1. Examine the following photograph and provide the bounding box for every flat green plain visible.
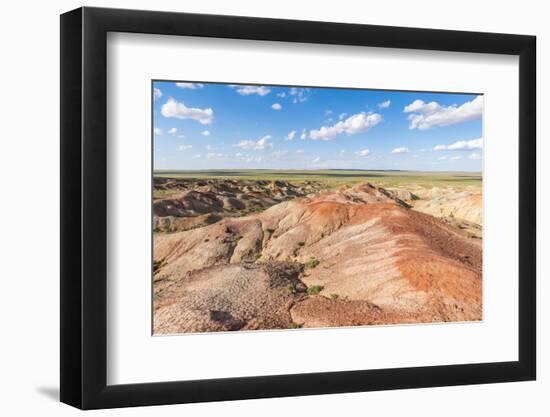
[154,169,482,188]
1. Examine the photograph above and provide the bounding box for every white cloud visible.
[285,130,296,141]
[447,138,483,150]
[235,135,273,150]
[153,128,163,136]
[437,156,448,161]
[378,100,391,109]
[230,85,270,96]
[168,127,177,134]
[177,134,185,139]
[300,129,307,140]
[296,149,304,154]
[277,92,286,98]
[434,138,482,151]
[175,82,204,89]
[309,112,382,140]
[289,87,310,103]
[161,98,214,125]
[177,144,192,151]
[312,156,321,163]
[404,95,483,130]
[153,88,162,100]
[271,103,282,110]
[325,109,333,116]
[339,113,348,120]
[468,153,482,160]
[356,149,371,157]
[391,147,409,154]
[450,155,461,160]
[201,130,211,136]
[207,152,225,159]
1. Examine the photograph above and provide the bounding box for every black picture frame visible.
[60,6,536,410]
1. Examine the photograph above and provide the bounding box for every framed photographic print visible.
[60,7,536,409]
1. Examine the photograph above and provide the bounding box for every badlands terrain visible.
[153,170,482,334]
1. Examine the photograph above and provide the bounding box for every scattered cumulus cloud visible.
[339,113,348,120]
[450,155,461,160]
[230,85,271,96]
[438,156,448,161]
[378,100,391,109]
[271,103,282,110]
[177,144,192,151]
[356,149,371,157]
[168,127,177,134]
[161,98,214,125]
[289,87,310,103]
[201,130,211,136]
[309,112,382,140]
[468,153,482,160]
[153,88,162,100]
[404,95,483,130]
[153,128,163,136]
[277,92,286,98]
[391,147,409,154]
[235,135,273,150]
[207,152,225,159]
[300,129,307,140]
[175,82,204,89]
[285,130,296,141]
[433,138,482,151]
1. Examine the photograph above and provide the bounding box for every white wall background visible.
[0,0,545,415]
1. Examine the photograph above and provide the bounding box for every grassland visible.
[153,169,481,189]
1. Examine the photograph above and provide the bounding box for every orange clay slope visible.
[153,183,482,334]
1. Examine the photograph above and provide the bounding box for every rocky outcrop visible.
[153,183,482,333]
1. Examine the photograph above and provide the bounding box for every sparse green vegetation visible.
[330,293,339,300]
[154,169,482,189]
[287,282,297,294]
[288,322,302,329]
[304,257,320,269]
[307,285,324,296]
[254,252,262,261]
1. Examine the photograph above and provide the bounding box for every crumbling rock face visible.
[153,178,323,232]
[154,262,306,334]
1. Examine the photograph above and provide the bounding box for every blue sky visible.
[153,81,483,172]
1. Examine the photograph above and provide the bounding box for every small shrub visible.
[297,241,305,247]
[307,285,324,296]
[288,322,302,329]
[304,257,320,269]
[254,252,262,261]
[330,293,339,300]
[287,282,297,294]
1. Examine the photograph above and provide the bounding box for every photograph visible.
[152,81,483,335]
